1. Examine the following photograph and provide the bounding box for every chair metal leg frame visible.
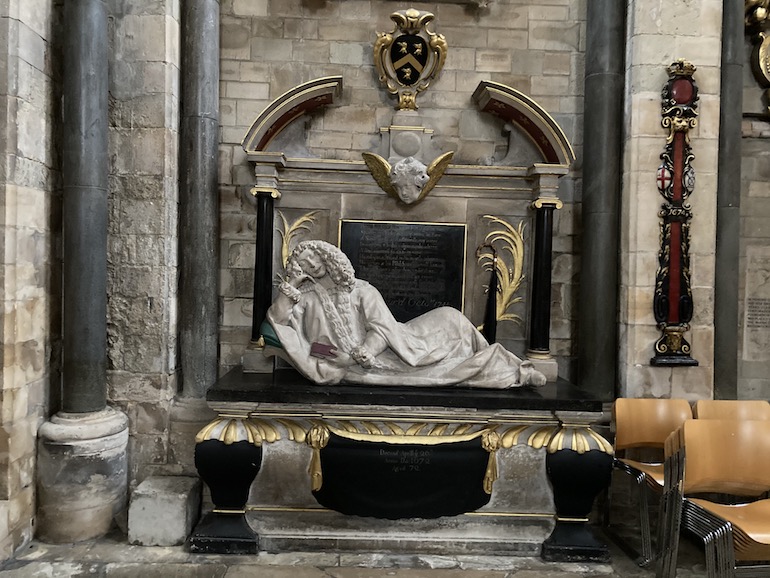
[682,500,733,578]
[689,502,770,578]
[735,566,770,578]
[656,487,683,578]
[656,448,685,578]
[679,498,770,578]
[609,460,656,566]
[702,506,735,578]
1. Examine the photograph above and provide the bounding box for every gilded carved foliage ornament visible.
[194,414,611,500]
[476,216,526,327]
[374,9,448,110]
[746,1,770,110]
[276,210,318,268]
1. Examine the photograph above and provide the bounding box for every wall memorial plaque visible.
[743,246,770,362]
[339,219,467,322]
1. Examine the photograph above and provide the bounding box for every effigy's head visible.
[286,240,355,291]
[390,156,429,204]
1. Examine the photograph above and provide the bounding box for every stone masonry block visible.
[232,0,268,17]
[282,18,317,40]
[475,49,512,73]
[128,476,201,546]
[330,42,365,66]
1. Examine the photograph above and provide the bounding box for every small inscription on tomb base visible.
[380,447,433,473]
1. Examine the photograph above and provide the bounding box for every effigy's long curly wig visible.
[286,240,356,292]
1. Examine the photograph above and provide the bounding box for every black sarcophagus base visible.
[194,369,613,559]
[312,433,490,519]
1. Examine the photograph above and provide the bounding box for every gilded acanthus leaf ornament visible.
[373,9,448,110]
[362,151,454,204]
[745,1,770,110]
[276,210,318,268]
[746,0,770,29]
[476,216,526,326]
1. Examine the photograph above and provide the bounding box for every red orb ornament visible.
[671,78,694,104]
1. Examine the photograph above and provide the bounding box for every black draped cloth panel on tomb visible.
[312,433,490,519]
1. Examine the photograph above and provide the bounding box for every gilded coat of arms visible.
[374,9,448,110]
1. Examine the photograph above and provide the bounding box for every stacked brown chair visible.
[656,419,770,578]
[693,399,770,421]
[609,398,693,566]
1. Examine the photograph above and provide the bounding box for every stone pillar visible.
[37,409,129,542]
[620,1,721,399]
[179,0,220,397]
[36,0,128,543]
[578,0,625,400]
[61,0,108,413]
[713,0,743,399]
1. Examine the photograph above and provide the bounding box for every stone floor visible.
[0,528,708,577]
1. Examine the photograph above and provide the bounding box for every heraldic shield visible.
[391,34,429,86]
[374,8,448,110]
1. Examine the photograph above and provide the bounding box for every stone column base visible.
[241,344,273,373]
[36,406,129,543]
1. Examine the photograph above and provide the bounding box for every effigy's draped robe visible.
[267,279,528,389]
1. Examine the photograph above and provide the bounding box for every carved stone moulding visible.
[473,81,575,167]
[430,0,493,6]
[241,76,343,153]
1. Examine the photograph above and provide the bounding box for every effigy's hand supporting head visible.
[288,272,314,287]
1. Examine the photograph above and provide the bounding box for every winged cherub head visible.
[389,157,430,204]
[362,150,454,205]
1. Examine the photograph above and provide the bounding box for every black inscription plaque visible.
[339,220,467,322]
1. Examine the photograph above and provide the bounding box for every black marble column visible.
[251,189,278,342]
[578,0,626,400]
[714,0,743,399]
[179,0,220,398]
[529,202,557,355]
[61,0,109,413]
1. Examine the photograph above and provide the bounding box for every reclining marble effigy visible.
[265,240,548,389]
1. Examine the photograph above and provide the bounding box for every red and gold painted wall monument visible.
[652,60,699,366]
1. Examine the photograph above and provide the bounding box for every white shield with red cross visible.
[656,164,672,194]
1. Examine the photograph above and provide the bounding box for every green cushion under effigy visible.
[260,320,282,349]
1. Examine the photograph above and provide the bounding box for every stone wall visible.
[0,0,61,558]
[218,0,586,380]
[0,0,759,565]
[739,31,770,399]
[619,0,722,399]
[105,0,186,487]
[739,174,770,401]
